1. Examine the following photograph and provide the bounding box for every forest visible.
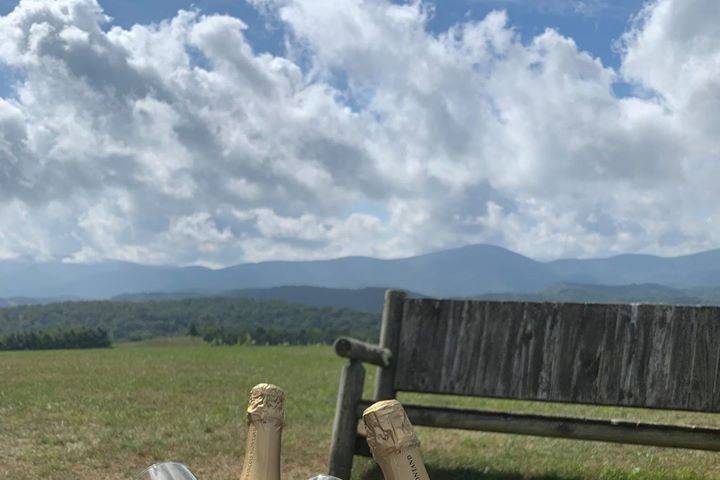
[0,297,380,345]
[0,327,111,350]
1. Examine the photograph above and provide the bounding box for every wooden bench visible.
[327,290,720,479]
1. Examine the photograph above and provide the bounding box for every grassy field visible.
[2,341,720,480]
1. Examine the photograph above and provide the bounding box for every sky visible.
[0,0,718,267]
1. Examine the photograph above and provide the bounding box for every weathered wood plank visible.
[328,360,365,480]
[374,290,406,401]
[394,299,720,412]
[356,400,720,451]
[334,337,392,367]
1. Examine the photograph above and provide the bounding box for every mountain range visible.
[4,244,720,299]
[113,286,396,312]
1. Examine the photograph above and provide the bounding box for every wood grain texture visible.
[374,290,407,401]
[394,299,720,412]
[328,359,365,479]
[334,337,392,367]
[356,400,720,452]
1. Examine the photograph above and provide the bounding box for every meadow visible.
[2,340,720,480]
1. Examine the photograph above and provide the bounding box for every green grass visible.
[1,340,720,479]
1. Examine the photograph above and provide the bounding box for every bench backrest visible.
[392,297,720,412]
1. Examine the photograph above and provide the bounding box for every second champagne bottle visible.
[363,400,431,480]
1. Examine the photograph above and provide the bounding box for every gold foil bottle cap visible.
[362,399,420,459]
[247,383,285,425]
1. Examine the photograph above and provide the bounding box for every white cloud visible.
[0,0,718,265]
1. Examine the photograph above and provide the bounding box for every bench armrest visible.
[334,336,392,367]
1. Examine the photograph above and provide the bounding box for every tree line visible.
[191,323,354,346]
[0,327,111,351]
[0,297,380,345]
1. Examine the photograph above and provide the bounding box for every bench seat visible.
[327,290,720,479]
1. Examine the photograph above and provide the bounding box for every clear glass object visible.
[137,462,199,480]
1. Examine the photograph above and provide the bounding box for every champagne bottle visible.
[362,400,430,480]
[240,383,285,480]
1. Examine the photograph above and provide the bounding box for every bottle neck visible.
[374,445,430,480]
[240,419,282,480]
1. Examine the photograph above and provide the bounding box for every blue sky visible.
[95,0,645,69]
[0,0,646,97]
[155,1,640,68]
[428,1,646,68]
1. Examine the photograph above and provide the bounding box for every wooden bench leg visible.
[373,290,405,401]
[329,359,365,479]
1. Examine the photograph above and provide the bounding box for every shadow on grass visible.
[359,464,583,480]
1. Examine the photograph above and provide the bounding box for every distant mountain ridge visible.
[0,296,76,308]
[111,283,720,313]
[3,244,720,299]
[113,286,401,312]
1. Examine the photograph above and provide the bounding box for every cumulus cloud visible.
[0,0,717,265]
